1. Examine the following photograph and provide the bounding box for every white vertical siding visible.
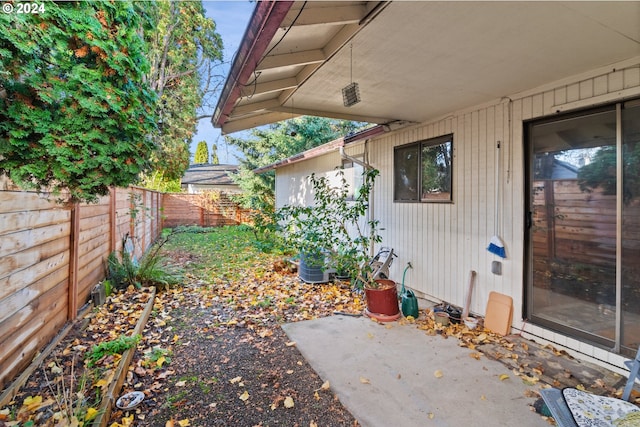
[275,58,640,369]
[369,59,640,368]
[275,151,343,209]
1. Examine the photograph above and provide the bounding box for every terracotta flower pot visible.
[364,279,400,321]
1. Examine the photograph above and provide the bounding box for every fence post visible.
[141,189,147,252]
[110,187,117,253]
[68,203,80,320]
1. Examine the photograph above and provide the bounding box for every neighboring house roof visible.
[181,164,239,186]
[213,1,639,135]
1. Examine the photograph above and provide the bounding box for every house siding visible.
[275,57,640,370]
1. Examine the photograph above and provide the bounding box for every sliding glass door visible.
[526,100,640,355]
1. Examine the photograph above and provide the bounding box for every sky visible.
[190,1,256,165]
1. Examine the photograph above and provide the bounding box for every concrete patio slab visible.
[283,315,547,427]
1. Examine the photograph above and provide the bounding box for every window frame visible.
[393,134,454,203]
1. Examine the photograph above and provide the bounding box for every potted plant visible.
[277,168,400,320]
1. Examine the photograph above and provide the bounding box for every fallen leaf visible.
[310,421,318,427]
[469,352,482,360]
[239,390,249,401]
[428,412,435,419]
[285,341,296,347]
[166,420,175,427]
[360,377,371,384]
[48,362,63,375]
[284,396,294,408]
[178,419,190,427]
[314,391,320,400]
[499,374,509,381]
[175,380,186,387]
[86,407,98,420]
[320,380,330,391]
[156,356,166,367]
[23,395,43,411]
[230,376,242,384]
[576,384,586,391]
[434,370,443,379]
[259,330,273,338]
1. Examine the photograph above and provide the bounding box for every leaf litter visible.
[1,226,630,426]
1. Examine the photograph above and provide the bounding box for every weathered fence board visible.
[0,236,69,282]
[0,252,70,302]
[0,222,70,259]
[0,186,162,391]
[0,281,67,391]
[0,191,60,213]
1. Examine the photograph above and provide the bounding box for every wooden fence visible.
[162,191,253,228]
[0,186,162,390]
[532,179,640,297]
[0,185,252,390]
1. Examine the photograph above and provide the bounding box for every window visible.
[394,134,453,202]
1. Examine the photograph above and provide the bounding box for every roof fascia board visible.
[213,1,294,129]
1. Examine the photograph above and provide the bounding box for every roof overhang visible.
[214,1,640,135]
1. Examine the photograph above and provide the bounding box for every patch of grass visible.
[160,226,288,282]
[167,390,188,405]
[256,297,272,308]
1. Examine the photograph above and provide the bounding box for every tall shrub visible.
[0,1,158,203]
[194,141,209,164]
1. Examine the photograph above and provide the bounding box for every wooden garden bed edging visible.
[94,286,157,427]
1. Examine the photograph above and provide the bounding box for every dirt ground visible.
[0,266,361,427]
[120,281,359,427]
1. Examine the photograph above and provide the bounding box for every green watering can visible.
[400,262,419,318]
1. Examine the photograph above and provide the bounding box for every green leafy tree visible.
[0,1,158,203]
[144,0,223,180]
[141,170,182,193]
[578,144,640,203]
[194,140,209,164]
